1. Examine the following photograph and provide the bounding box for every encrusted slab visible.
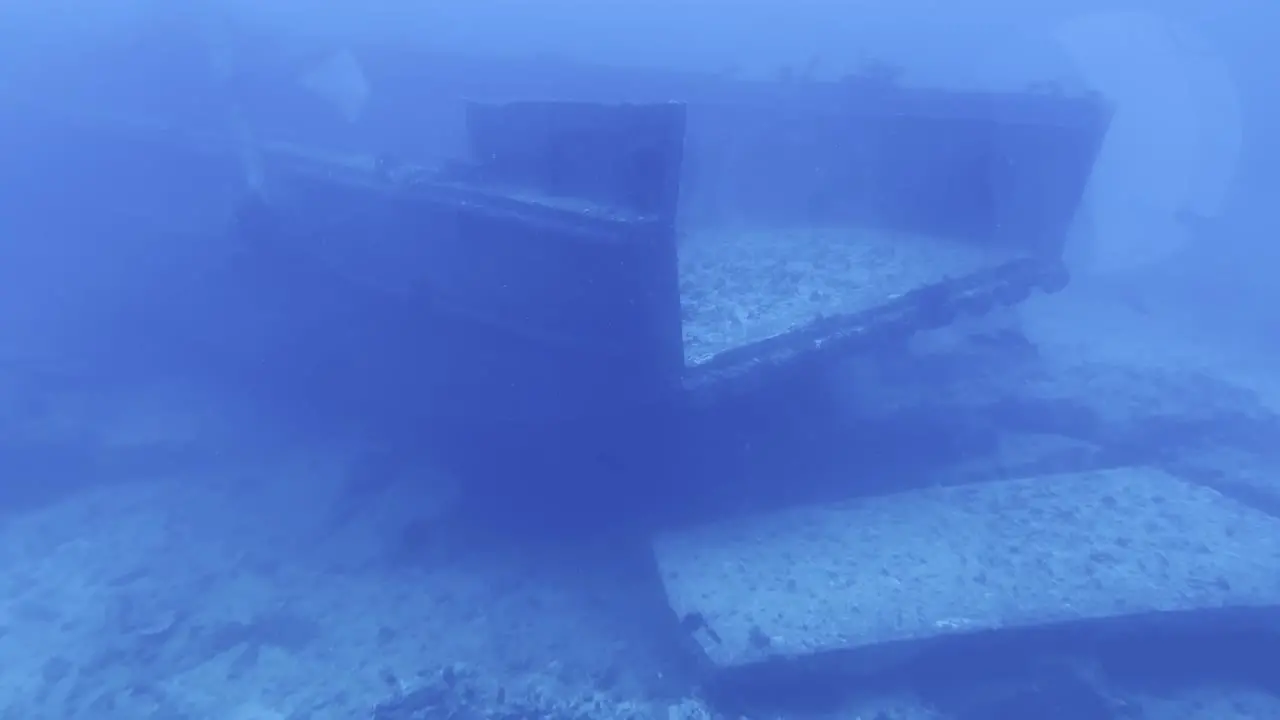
[678,227,1006,365]
[652,467,1280,670]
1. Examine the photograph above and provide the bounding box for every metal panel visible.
[682,86,1112,256]
[464,100,686,222]
[257,163,685,423]
[653,467,1280,671]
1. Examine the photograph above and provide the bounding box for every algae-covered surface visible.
[678,226,1007,365]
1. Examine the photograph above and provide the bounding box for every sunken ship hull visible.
[0,56,1110,518]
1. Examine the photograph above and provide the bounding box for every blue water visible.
[2,3,1280,719]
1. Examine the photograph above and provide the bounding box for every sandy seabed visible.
[1,286,1279,720]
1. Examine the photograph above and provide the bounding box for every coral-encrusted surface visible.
[653,466,1280,668]
[678,226,1008,365]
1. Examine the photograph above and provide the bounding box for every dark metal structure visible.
[0,62,1112,521]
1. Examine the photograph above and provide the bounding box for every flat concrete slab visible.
[652,467,1280,670]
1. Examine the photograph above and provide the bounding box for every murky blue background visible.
[1,1,1278,718]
